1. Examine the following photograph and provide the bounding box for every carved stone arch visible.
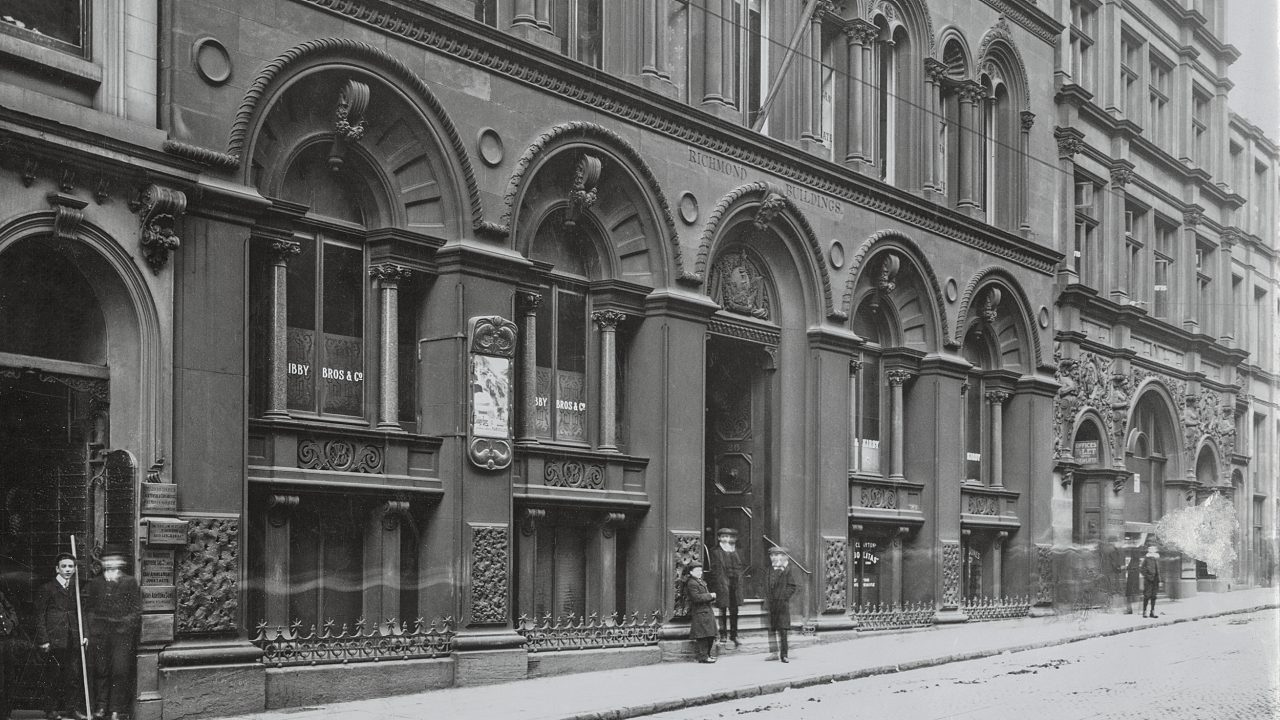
[1070,409,1113,467]
[227,38,488,236]
[863,0,935,54]
[1192,437,1225,486]
[1127,378,1187,473]
[502,121,689,288]
[954,266,1041,371]
[0,214,168,475]
[935,26,973,78]
[977,18,1031,108]
[695,182,840,321]
[842,230,950,350]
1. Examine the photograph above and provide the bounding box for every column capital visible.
[1054,126,1085,159]
[985,389,1012,405]
[1020,110,1036,132]
[886,369,914,386]
[849,358,864,375]
[268,238,302,263]
[1109,160,1135,187]
[957,81,987,104]
[1183,206,1204,227]
[591,309,627,330]
[369,263,413,284]
[517,290,544,313]
[844,19,879,46]
[924,58,949,83]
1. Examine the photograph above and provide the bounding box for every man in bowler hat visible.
[707,528,746,647]
[86,547,140,720]
[683,560,718,663]
[35,553,88,720]
[764,546,797,663]
[1140,545,1161,618]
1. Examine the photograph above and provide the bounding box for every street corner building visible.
[0,0,1275,718]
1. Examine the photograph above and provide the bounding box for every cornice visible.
[976,0,1063,47]
[282,0,1060,276]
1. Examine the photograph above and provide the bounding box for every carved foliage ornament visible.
[136,184,187,272]
[544,458,604,489]
[298,438,385,474]
[824,537,848,612]
[859,486,898,509]
[708,249,771,320]
[672,532,702,618]
[565,154,603,229]
[752,192,786,232]
[469,525,509,625]
[471,316,518,358]
[329,79,370,172]
[941,542,962,608]
[867,253,901,311]
[177,518,240,634]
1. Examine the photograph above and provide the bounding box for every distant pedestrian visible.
[1123,549,1141,614]
[683,561,718,663]
[764,546,797,663]
[708,528,746,647]
[86,547,140,720]
[1140,546,1160,619]
[35,552,89,720]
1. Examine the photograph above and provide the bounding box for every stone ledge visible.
[265,657,454,709]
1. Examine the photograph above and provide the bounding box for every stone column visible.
[592,310,626,452]
[517,509,544,618]
[264,494,299,627]
[518,292,543,442]
[1182,208,1203,332]
[800,12,824,144]
[986,390,1011,488]
[264,238,300,419]
[364,501,408,623]
[640,0,669,82]
[1218,231,1236,344]
[1018,111,1035,230]
[512,0,536,30]
[992,531,1008,598]
[1054,127,1085,282]
[843,22,876,165]
[1107,164,1132,303]
[535,0,551,32]
[923,60,947,195]
[861,28,879,170]
[588,513,625,614]
[957,82,985,212]
[887,369,913,481]
[889,528,908,606]
[700,0,735,112]
[371,264,412,430]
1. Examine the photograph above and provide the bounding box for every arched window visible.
[978,49,1026,230]
[1126,391,1174,524]
[875,22,913,183]
[938,39,968,207]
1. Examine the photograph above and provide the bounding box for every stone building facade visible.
[0,0,1272,718]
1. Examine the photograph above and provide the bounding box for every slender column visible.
[992,531,1008,598]
[887,369,913,481]
[861,34,877,168]
[592,310,626,452]
[512,0,537,30]
[264,494,299,627]
[640,0,669,81]
[371,264,412,430]
[958,82,985,211]
[1054,127,1085,281]
[890,528,907,606]
[1107,165,1132,303]
[589,513,625,614]
[517,509,544,617]
[923,60,947,194]
[1217,231,1236,344]
[518,292,543,442]
[535,0,552,32]
[718,0,736,108]
[843,22,876,164]
[264,239,300,419]
[1019,111,1035,229]
[800,12,824,143]
[1182,208,1203,332]
[364,500,408,622]
[700,0,729,109]
[986,390,1011,488]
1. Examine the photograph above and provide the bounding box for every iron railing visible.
[516,611,663,652]
[251,617,455,667]
[961,595,1032,621]
[851,601,935,631]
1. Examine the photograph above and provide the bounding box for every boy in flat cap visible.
[86,547,140,720]
[764,546,797,663]
[1140,545,1161,619]
[683,560,718,663]
[707,528,745,647]
[35,552,88,720]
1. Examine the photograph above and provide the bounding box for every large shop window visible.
[287,236,365,418]
[0,1,88,56]
[962,330,994,485]
[851,300,888,475]
[535,286,588,443]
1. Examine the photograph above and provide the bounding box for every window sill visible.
[0,32,100,87]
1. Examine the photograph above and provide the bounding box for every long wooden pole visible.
[69,535,92,716]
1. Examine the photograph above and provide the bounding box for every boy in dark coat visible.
[707,528,746,647]
[683,561,718,663]
[765,546,797,663]
[35,553,88,720]
[86,548,140,720]
[1140,546,1161,618]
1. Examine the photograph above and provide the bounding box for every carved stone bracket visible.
[520,508,545,537]
[266,494,299,528]
[565,154,602,229]
[752,192,786,232]
[379,500,412,531]
[1020,110,1036,132]
[1109,161,1135,187]
[47,192,87,241]
[672,531,702,618]
[135,184,187,272]
[867,253,900,311]
[1112,472,1129,495]
[599,511,626,539]
[329,79,370,171]
[1057,460,1080,489]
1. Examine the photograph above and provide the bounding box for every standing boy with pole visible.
[34,544,89,720]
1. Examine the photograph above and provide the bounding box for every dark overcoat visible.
[87,575,142,636]
[34,579,82,649]
[684,575,718,639]
[707,546,745,609]
[764,565,797,630]
[1140,556,1160,599]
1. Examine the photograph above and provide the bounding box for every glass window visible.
[851,301,887,475]
[1069,0,1097,89]
[737,0,767,128]
[552,0,602,69]
[287,236,365,417]
[1148,55,1172,147]
[1121,31,1144,120]
[0,1,87,56]
[1152,221,1176,319]
[534,286,588,443]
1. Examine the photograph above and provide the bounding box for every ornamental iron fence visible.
[516,611,663,652]
[961,595,1032,621]
[251,616,455,666]
[851,601,935,631]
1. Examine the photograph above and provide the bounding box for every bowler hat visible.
[767,546,789,555]
[686,559,704,569]
[716,528,738,537]
[100,545,130,560]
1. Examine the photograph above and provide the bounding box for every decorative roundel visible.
[678,192,699,224]
[1038,306,1051,329]
[477,128,504,167]
[193,37,232,86]
[945,278,959,303]
[828,240,845,269]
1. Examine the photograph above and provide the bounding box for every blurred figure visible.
[1140,546,1161,619]
[86,547,139,720]
[764,546,797,663]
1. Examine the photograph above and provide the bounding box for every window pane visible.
[858,355,881,474]
[555,290,587,441]
[321,244,364,416]
[966,377,983,481]
[577,0,602,68]
[286,240,317,412]
[534,297,553,437]
[0,1,85,51]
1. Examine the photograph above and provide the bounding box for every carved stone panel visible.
[823,537,848,612]
[941,541,961,609]
[469,524,509,625]
[297,437,385,473]
[672,532,702,618]
[708,248,771,320]
[543,458,604,489]
[176,517,239,635]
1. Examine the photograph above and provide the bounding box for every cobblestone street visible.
[647,609,1280,720]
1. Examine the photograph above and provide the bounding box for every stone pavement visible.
[217,586,1279,720]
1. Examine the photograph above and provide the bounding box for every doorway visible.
[704,335,774,596]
